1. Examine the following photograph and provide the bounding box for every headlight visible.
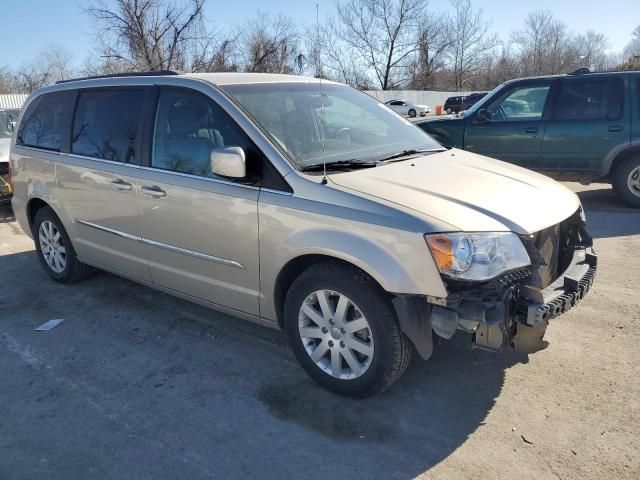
[425,232,530,281]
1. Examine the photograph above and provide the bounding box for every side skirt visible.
[78,256,280,331]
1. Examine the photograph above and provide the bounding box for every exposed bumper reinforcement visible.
[516,247,597,326]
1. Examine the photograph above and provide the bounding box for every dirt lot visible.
[1,183,639,480]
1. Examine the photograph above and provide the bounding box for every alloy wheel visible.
[298,289,374,380]
[38,220,66,273]
[628,166,640,198]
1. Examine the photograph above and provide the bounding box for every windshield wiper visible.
[300,160,379,172]
[377,149,442,163]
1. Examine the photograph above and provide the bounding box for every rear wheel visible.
[33,207,93,283]
[612,156,640,208]
[408,108,417,118]
[283,262,412,397]
[445,108,452,114]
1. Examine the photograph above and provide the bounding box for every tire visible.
[33,207,94,283]
[445,108,452,114]
[612,156,640,208]
[408,109,417,118]
[283,261,412,397]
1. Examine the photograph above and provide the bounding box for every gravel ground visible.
[0,182,638,480]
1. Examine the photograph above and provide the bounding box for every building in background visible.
[0,94,28,114]
[621,55,640,71]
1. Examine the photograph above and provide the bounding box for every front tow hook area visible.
[514,321,549,354]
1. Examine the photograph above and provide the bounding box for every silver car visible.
[9,72,596,397]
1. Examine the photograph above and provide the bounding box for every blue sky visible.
[1,0,638,69]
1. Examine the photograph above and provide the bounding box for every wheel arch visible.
[273,254,387,330]
[605,143,640,177]
[26,196,52,233]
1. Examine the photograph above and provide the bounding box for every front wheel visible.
[445,108,452,114]
[408,109,417,118]
[612,156,640,208]
[284,262,412,397]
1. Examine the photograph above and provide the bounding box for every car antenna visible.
[316,3,328,185]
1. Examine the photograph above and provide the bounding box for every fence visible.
[364,90,474,107]
[0,94,28,110]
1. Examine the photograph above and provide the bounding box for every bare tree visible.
[409,12,453,89]
[511,11,580,76]
[12,45,75,92]
[241,14,300,73]
[85,0,216,71]
[623,24,640,60]
[575,30,610,71]
[448,0,497,91]
[333,0,425,90]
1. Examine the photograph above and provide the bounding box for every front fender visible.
[282,228,428,296]
[258,196,448,322]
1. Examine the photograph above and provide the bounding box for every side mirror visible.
[475,109,489,123]
[211,146,246,178]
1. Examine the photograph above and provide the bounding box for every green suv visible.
[418,71,640,207]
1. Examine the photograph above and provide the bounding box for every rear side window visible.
[555,77,624,121]
[17,91,75,151]
[72,89,144,162]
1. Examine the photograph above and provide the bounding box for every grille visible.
[532,223,561,288]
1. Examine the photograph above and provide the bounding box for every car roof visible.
[55,71,337,87]
[503,70,637,85]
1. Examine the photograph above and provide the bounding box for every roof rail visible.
[569,68,590,75]
[56,70,183,84]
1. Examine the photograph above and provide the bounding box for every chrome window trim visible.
[15,146,295,195]
[73,218,245,270]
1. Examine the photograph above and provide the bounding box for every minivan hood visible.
[330,149,579,234]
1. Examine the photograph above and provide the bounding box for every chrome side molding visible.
[73,218,245,270]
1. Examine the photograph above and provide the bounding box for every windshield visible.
[0,111,15,139]
[220,83,443,170]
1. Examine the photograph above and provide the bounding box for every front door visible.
[463,81,554,169]
[541,75,629,174]
[56,88,151,281]
[136,87,261,315]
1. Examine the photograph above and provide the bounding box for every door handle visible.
[111,179,133,191]
[525,127,539,134]
[141,185,167,198]
[608,125,623,132]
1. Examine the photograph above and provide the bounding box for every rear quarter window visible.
[17,90,75,151]
[555,77,624,121]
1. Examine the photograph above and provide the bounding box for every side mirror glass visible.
[476,109,489,123]
[211,146,246,178]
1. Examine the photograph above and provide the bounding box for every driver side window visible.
[152,88,261,183]
[485,85,551,121]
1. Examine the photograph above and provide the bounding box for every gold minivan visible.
[10,72,597,397]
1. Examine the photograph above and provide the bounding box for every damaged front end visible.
[442,208,596,354]
[396,208,597,359]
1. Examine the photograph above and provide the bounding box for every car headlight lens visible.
[425,232,530,281]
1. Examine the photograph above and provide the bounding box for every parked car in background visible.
[10,72,596,397]
[460,92,488,111]
[384,99,430,117]
[443,95,464,114]
[418,70,640,207]
[0,110,17,203]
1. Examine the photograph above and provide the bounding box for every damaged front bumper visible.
[516,247,597,326]
[427,243,597,355]
[392,210,597,360]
